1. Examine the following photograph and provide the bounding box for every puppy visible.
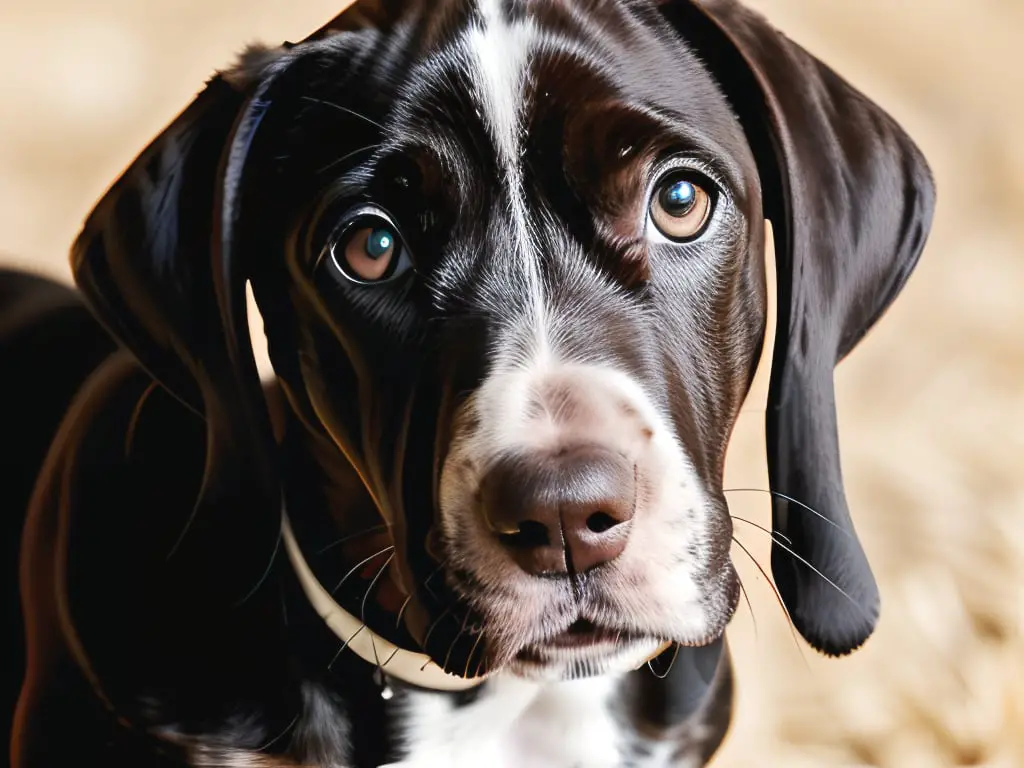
[8,0,934,766]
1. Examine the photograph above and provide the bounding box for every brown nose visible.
[479,447,635,576]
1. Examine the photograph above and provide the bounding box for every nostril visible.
[586,511,620,534]
[498,519,550,549]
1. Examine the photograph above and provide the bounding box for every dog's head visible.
[72,0,933,682]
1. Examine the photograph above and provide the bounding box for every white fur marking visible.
[439,360,717,653]
[387,673,624,768]
[465,0,551,365]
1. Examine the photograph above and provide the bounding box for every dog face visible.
[238,0,766,679]
[72,0,934,682]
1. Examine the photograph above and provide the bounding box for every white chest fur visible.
[383,674,625,768]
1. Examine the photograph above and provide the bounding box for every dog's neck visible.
[265,385,482,690]
[265,383,391,563]
[266,384,400,603]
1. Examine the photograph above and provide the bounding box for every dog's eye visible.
[326,211,413,285]
[343,226,398,281]
[649,174,713,241]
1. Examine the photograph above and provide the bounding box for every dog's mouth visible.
[548,619,623,647]
[517,620,650,659]
[380,557,654,677]
[508,620,672,681]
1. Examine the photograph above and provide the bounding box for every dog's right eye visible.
[325,209,413,285]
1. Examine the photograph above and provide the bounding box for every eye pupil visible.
[365,228,395,258]
[661,180,696,216]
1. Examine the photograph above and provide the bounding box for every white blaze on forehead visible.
[466,0,533,169]
[465,0,551,367]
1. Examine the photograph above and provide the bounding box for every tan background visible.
[2,1,1022,766]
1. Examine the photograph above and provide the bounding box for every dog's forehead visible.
[373,0,748,171]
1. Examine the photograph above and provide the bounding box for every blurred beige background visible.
[2,1,1022,766]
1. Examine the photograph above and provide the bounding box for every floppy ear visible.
[70,51,301,605]
[660,0,935,654]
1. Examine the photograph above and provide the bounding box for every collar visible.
[281,512,484,691]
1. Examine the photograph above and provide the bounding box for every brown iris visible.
[649,176,712,241]
[337,225,398,282]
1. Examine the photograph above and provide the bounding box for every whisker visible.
[234,528,283,607]
[729,498,870,617]
[316,523,390,555]
[255,711,300,753]
[441,622,468,673]
[316,143,381,175]
[473,634,492,679]
[731,536,808,668]
[731,515,792,546]
[723,488,851,539]
[380,645,401,669]
[328,623,367,671]
[418,608,452,671]
[362,553,395,670]
[763,531,872,620]
[647,642,681,680]
[395,594,413,629]
[421,561,447,600]
[737,576,757,639]
[361,553,395,623]
[165,497,204,562]
[299,96,386,130]
[331,546,394,595]
[369,633,380,670]
[463,628,486,679]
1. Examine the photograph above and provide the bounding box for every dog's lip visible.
[521,619,645,654]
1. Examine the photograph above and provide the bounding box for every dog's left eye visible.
[648,173,714,242]
[326,210,413,285]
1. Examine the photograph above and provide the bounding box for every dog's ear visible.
[70,46,304,605]
[659,0,935,654]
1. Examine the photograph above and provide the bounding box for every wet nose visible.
[479,447,635,576]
